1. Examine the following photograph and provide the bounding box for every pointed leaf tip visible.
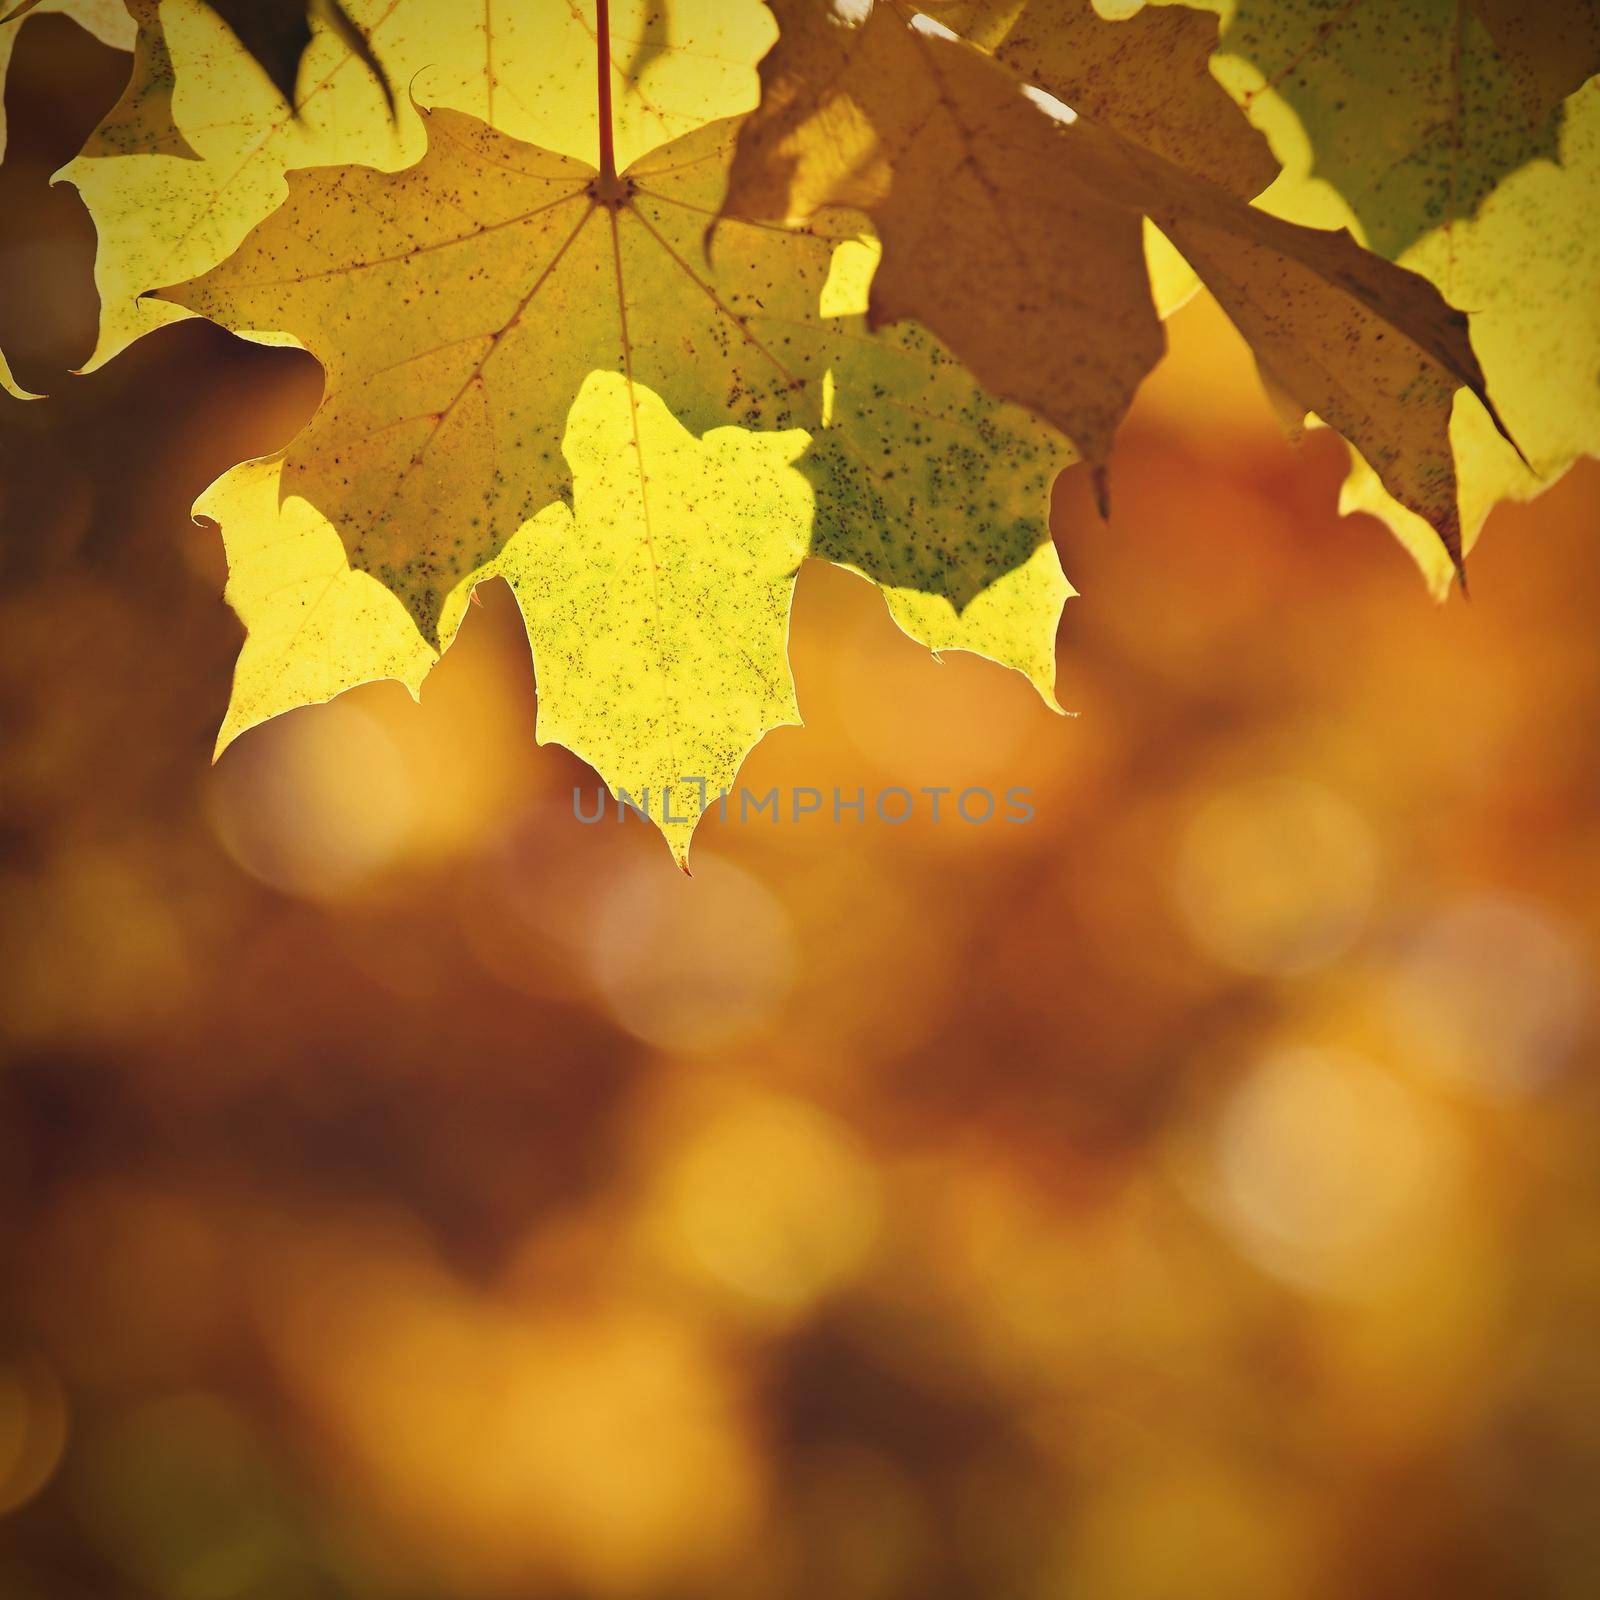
[1091,464,1111,521]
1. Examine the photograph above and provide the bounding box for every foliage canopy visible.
[2,0,1595,859]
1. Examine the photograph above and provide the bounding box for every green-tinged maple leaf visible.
[1175,0,1592,260]
[1342,85,1600,595]
[1141,0,1599,592]
[723,0,1514,576]
[156,107,1069,858]
[57,0,777,372]
[0,0,132,397]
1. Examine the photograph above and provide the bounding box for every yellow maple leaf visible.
[201,374,819,867]
[152,65,1069,859]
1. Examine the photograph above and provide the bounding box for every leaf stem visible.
[596,0,617,185]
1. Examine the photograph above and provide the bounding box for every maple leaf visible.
[1154,0,1600,593]
[197,373,822,865]
[0,0,132,397]
[722,0,1516,577]
[1184,0,1592,259]
[139,16,1069,860]
[155,104,1068,624]
[38,0,1065,861]
[1352,80,1600,590]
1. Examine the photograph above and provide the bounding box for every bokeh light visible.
[206,700,420,901]
[1208,1047,1465,1298]
[1386,894,1592,1096]
[649,1089,882,1319]
[0,1357,68,1517]
[581,852,798,1053]
[1174,778,1380,976]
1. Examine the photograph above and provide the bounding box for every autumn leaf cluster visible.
[2,0,1596,861]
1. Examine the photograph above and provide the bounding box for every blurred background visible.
[3,14,1599,1600]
